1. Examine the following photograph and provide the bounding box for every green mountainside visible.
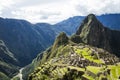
[0,40,19,80]
[28,14,120,80]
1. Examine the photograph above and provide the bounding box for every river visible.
[11,68,24,80]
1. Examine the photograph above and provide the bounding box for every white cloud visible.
[0,0,120,24]
[74,0,120,15]
[0,0,14,9]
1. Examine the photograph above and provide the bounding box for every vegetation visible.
[28,41,120,80]
[0,40,19,79]
[0,72,10,80]
[70,35,82,43]
[75,47,104,64]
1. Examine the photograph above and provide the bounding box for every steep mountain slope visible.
[76,14,120,57]
[22,32,69,80]
[110,30,120,56]
[28,14,120,80]
[0,18,46,66]
[53,16,84,35]
[0,40,19,80]
[34,23,56,46]
[76,14,111,52]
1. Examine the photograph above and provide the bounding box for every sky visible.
[0,0,120,24]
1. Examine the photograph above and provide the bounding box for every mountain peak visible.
[76,14,101,35]
[83,14,97,25]
[52,32,69,48]
[76,14,111,51]
[87,14,98,22]
[76,14,103,35]
[87,14,96,18]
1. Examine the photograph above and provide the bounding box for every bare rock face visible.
[76,14,111,52]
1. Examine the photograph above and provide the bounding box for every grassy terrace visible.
[83,66,106,80]
[53,63,85,72]
[107,64,120,79]
[82,74,94,80]
[74,47,104,64]
[84,65,120,80]
[52,67,68,77]
[30,44,120,80]
[68,66,85,72]
[87,66,103,74]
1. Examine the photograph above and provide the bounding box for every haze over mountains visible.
[0,14,120,80]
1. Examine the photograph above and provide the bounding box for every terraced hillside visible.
[28,31,120,80]
[28,43,120,80]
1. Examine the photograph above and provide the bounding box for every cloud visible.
[11,7,61,23]
[0,0,120,24]
[74,0,120,15]
[15,0,68,7]
[0,0,20,17]
[0,0,14,10]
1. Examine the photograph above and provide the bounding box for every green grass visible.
[29,44,120,80]
[52,67,68,78]
[82,74,94,80]
[107,65,120,79]
[0,72,10,80]
[87,66,103,74]
[68,66,85,72]
[83,65,120,80]
[75,47,104,64]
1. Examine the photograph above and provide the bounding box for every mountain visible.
[28,14,120,80]
[110,30,120,56]
[0,17,84,79]
[76,14,111,52]
[0,18,57,79]
[0,14,120,67]
[22,32,69,80]
[0,40,19,80]
[76,14,120,57]
[0,14,120,79]
[53,16,84,35]
[0,16,84,67]
[0,16,84,79]
[53,14,120,32]
[34,23,56,46]
[0,18,46,66]
[97,14,120,30]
